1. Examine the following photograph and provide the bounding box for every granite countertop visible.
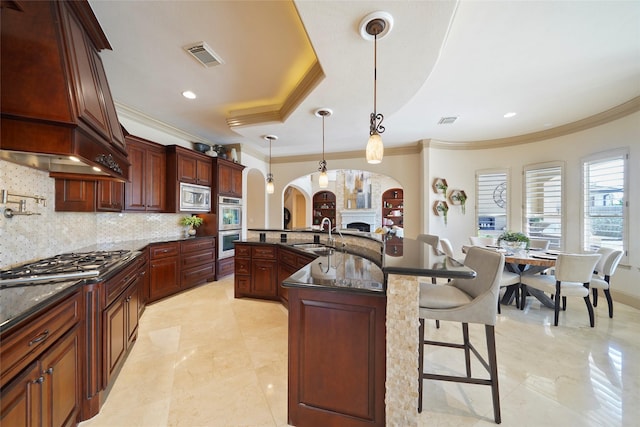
[0,236,214,333]
[282,248,386,295]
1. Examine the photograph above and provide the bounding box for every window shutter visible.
[524,164,563,250]
[476,171,508,235]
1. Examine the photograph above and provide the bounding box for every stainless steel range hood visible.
[0,150,121,178]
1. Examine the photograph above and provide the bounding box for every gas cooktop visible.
[0,250,135,287]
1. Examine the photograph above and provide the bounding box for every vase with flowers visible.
[180,215,204,237]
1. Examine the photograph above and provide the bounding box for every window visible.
[524,163,563,250]
[582,149,627,255]
[476,170,508,237]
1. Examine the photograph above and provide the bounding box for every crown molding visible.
[115,102,213,144]
[429,96,640,150]
[227,61,324,128]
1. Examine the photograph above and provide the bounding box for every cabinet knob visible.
[45,367,54,375]
[33,376,45,384]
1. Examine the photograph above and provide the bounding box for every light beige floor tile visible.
[80,277,640,427]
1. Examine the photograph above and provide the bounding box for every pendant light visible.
[360,12,393,164]
[315,108,332,188]
[264,135,277,194]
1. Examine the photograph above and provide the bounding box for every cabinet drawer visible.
[181,237,215,254]
[0,291,81,389]
[181,249,215,269]
[150,242,179,259]
[236,276,250,293]
[181,263,216,288]
[105,259,139,307]
[252,246,276,260]
[235,245,251,258]
[235,258,250,275]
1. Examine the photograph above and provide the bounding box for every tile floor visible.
[79,276,640,427]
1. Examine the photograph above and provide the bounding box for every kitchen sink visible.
[310,248,335,256]
[292,243,326,249]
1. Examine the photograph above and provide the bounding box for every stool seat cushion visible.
[419,282,473,309]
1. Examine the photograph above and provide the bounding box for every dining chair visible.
[418,246,504,423]
[469,236,496,246]
[438,238,455,258]
[498,269,521,313]
[590,248,623,318]
[520,253,601,327]
[528,238,550,251]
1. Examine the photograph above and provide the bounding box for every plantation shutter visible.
[523,163,563,250]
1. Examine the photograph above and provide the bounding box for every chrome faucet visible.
[320,217,333,245]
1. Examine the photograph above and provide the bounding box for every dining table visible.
[502,251,557,309]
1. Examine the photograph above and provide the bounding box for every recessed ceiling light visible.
[503,112,517,118]
[182,91,197,99]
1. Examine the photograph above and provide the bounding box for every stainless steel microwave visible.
[179,183,211,212]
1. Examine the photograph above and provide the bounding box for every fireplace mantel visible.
[340,209,377,230]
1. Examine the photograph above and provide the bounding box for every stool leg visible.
[486,325,501,424]
[418,318,425,413]
[462,323,471,377]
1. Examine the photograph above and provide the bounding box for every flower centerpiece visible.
[497,231,530,255]
[180,215,204,237]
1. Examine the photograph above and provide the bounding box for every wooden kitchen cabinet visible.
[97,180,124,212]
[214,158,244,198]
[55,178,96,212]
[234,243,279,299]
[148,242,180,302]
[103,281,138,387]
[180,237,216,289]
[166,146,213,212]
[124,136,166,212]
[102,255,142,388]
[167,145,212,186]
[0,291,82,427]
[278,247,316,305]
[288,288,386,427]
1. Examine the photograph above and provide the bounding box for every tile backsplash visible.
[1,160,185,268]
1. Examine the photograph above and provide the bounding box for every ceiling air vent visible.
[184,42,224,68]
[438,116,458,125]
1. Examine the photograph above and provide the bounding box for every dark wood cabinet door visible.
[0,362,41,427]
[230,167,242,195]
[251,260,278,297]
[288,289,387,427]
[55,179,96,212]
[40,326,80,427]
[97,180,124,212]
[146,148,166,212]
[103,297,126,386]
[125,284,139,347]
[197,158,212,186]
[149,257,180,302]
[218,163,233,195]
[124,142,146,211]
[177,155,198,184]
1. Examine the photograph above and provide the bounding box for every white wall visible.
[426,112,639,306]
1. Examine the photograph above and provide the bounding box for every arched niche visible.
[283,170,402,232]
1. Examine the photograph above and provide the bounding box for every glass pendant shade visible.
[318,171,329,188]
[266,180,274,194]
[366,133,384,164]
[264,135,277,195]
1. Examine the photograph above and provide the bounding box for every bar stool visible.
[418,246,504,424]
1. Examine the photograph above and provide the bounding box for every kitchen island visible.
[264,230,475,427]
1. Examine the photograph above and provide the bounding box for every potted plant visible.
[180,215,204,237]
[497,231,530,254]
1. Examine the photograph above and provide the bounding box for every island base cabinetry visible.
[234,244,278,300]
[287,288,386,427]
